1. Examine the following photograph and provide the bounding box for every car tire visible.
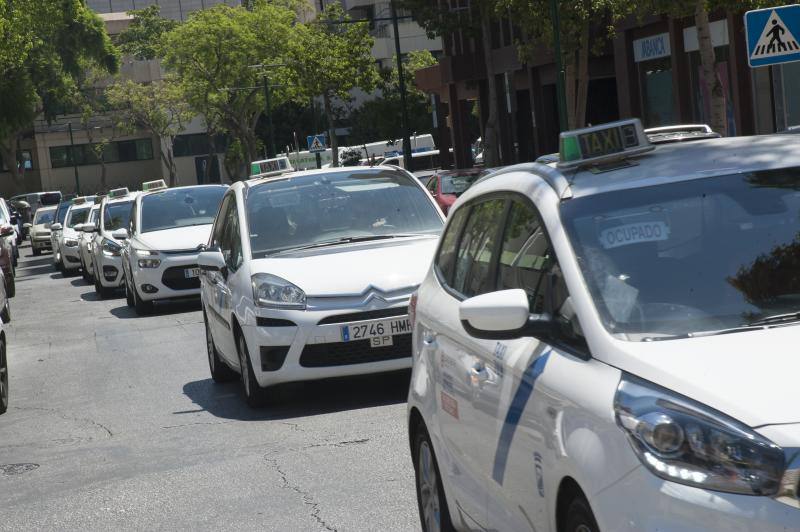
[205,312,237,383]
[0,336,8,415]
[132,282,153,315]
[1,301,10,324]
[413,423,455,532]
[124,274,135,307]
[564,495,600,532]
[32,247,40,257]
[6,273,15,299]
[81,258,90,283]
[237,333,267,408]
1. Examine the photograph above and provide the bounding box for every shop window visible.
[638,57,674,127]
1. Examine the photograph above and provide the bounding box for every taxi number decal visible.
[599,221,669,249]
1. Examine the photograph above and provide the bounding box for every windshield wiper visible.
[744,312,800,327]
[266,234,424,256]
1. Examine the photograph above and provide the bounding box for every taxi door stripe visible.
[491,351,551,485]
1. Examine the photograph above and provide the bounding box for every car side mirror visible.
[198,250,226,272]
[50,223,62,231]
[82,223,97,233]
[0,225,14,237]
[74,223,86,232]
[459,289,553,340]
[111,229,128,240]
[23,223,31,229]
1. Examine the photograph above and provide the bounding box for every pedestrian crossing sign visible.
[307,135,326,153]
[746,5,800,67]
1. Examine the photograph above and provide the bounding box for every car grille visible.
[161,265,200,290]
[299,334,412,368]
[317,306,408,325]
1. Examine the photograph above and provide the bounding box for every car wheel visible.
[32,247,40,256]
[414,424,455,532]
[81,258,90,282]
[237,333,267,407]
[205,312,237,383]
[0,336,8,415]
[132,282,153,315]
[5,273,15,299]
[124,274,135,307]
[564,495,600,532]
[0,301,10,324]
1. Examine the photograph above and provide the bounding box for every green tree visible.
[105,78,192,187]
[400,0,503,166]
[162,2,296,178]
[0,0,118,188]
[286,2,380,167]
[116,5,178,61]
[74,66,119,191]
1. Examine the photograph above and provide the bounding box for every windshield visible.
[66,207,90,228]
[88,208,99,224]
[55,202,70,225]
[562,168,800,340]
[441,173,480,195]
[140,186,225,233]
[34,209,54,225]
[246,169,442,257]
[104,201,133,231]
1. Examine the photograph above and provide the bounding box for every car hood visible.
[33,223,51,234]
[601,325,800,428]
[134,224,212,252]
[249,236,439,298]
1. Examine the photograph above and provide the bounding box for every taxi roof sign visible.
[72,196,88,205]
[250,156,294,179]
[558,119,654,170]
[108,187,130,199]
[142,179,167,192]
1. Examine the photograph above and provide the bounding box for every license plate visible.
[184,267,201,279]
[341,317,412,342]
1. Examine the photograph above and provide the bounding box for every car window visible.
[66,207,90,228]
[104,201,133,232]
[245,168,442,258]
[435,207,469,286]
[140,186,225,233]
[452,198,506,297]
[210,194,231,251]
[442,173,480,196]
[221,200,243,271]
[426,177,437,194]
[88,207,99,224]
[497,201,552,313]
[34,209,54,224]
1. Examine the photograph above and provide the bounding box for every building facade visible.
[85,0,241,20]
[416,4,800,170]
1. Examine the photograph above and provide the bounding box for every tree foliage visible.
[106,78,192,187]
[116,5,178,61]
[0,0,118,187]
[286,2,379,166]
[161,2,296,178]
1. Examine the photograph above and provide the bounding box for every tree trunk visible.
[206,131,217,184]
[575,23,590,128]
[695,1,726,135]
[480,14,500,167]
[324,93,339,168]
[565,54,577,130]
[0,137,22,188]
[100,160,108,192]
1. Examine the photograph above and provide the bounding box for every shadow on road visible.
[17,256,52,268]
[70,278,90,288]
[80,291,102,302]
[17,264,55,278]
[108,299,201,319]
[182,370,411,421]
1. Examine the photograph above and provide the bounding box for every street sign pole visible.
[391,0,413,170]
[67,122,81,195]
[550,0,568,132]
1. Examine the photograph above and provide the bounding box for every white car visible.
[407,120,800,532]
[57,198,95,274]
[27,205,56,256]
[120,184,227,314]
[197,166,444,407]
[90,189,138,298]
[50,198,72,270]
[77,204,100,283]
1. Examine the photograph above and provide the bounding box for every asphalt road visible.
[0,243,420,531]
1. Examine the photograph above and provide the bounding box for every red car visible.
[425,169,486,215]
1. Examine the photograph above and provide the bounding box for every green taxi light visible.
[558,118,654,170]
[142,179,167,192]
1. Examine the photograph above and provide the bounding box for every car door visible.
[485,196,591,531]
[425,196,509,528]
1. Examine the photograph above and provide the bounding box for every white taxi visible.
[28,205,56,255]
[76,204,100,283]
[408,120,800,532]
[120,181,226,315]
[90,188,138,298]
[58,197,95,274]
[197,166,444,407]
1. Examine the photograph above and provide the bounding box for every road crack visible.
[11,406,113,437]
[263,455,337,532]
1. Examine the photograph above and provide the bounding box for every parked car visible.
[197,166,444,407]
[76,204,100,283]
[57,197,96,275]
[91,188,138,298]
[10,191,62,213]
[25,205,56,255]
[0,198,19,267]
[425,169,484,215]
[50,198,73,271]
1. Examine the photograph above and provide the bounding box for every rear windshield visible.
[40,192,61,206]
[441,173,480,195]
[245,168,442,258]
[140,186,225,233]
[34,209,54,224]
[104,201,133,232]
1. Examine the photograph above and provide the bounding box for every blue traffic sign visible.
[307,134,327,153]
[746,5,800,67]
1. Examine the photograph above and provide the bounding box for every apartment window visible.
[49,138,153,168]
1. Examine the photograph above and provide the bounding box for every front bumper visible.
[240,305,413,388]
[61,242,82,270]
[95,252,124,288]
[31,237,51,250]
[131,252,201,301]
[593,465,800,531]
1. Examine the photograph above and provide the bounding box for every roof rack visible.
[644,124,721,144]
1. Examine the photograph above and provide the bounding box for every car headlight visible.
[102,239,122,257]
[138,258,161,268]
[615,374,785,495]
[134,248,158,256]
[251,273,306,309]
[64,238,79,247]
